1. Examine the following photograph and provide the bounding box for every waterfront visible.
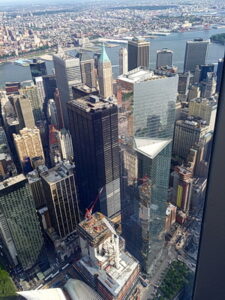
[0,28,225,87]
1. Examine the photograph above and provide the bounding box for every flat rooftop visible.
[27,169,40,184]
[40,161,74,184]
[72,84,97,94]
[0,174,26,191]
[118,67,174,84]
[69,96,116,113]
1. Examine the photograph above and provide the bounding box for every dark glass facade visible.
[30,59,47,80]
[67,97,121,218]
[42,74,57,100]
[128,39,150,71]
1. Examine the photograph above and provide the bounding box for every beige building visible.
[11,95,35,129]
[20,82,43,123]
[98,44,113,99]
[13,127,44,168]
[188,85,201,101]
[189,97,217,131]
[119,47,128,75]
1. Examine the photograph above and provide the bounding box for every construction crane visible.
[85,187,104,220]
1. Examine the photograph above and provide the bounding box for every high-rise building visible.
[5,82,20,95]
[117,68,178,274]
[54,88,64,129]
[13,127,45,170]
[67,95,121,217]
[178,72,191,95]
[201,72,217,98]
[12,95,35,129]
[30,59,47,80]
[216,58,224,93]
[199,64,215,82]
[49,125,62,166]
[171,166,193,213]
[77,52,97,88]
[184,38,209,72]
[42,74,57,101]
[119,47,128,75]
[128,37,150,71]
[27,169,47,209]
[0,127,17,180]
[53,52,82,128]
[156,48,173,69]
[19,83,43,123]
[34,76,46,105]
[48,99,59,129]
[40,161,80,239]
[173,119,209,159]
[189,97,217,131]
[165,204,177,232]
[188,85,201,101]
[0,174,45,271]
[58,128,74,161]
[97,45,113,99]
[75,212,140,300]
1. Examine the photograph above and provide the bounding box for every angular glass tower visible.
[117,68,178,274]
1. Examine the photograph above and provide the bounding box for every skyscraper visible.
[78,52,97,88]
[48,98,59,128]
[0,174,45,271]
[199,64,215,82]
[58,128,74,161]
[184,38,209,72]
[119,47,128,75]
[30,59,47,80]
[128,37,150,71]
[117,68,178,274]
[12,95,35,129]
[173,119,209,159]
[19,83,43,123]
[42,74,57,101]
[178,72,191,95]
[34,76,46,105]
[189,97,217,131]
[171,166,193,213]
[67,95,121,217]
[53,52,82,128]
[156,48,173,69]
[97,45,113,99]
[13,127,45,170]
[40,161,80,239]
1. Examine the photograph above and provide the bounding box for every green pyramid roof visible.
[99,43,110,63]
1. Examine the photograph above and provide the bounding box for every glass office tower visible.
[117,68,178,274]
[0,174,45,271]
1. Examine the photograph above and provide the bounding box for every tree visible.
[0,269,16,297]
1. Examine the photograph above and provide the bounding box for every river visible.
[0,28,225,87]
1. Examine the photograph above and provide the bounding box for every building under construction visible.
[75,212,139,300]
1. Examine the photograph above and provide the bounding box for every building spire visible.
[99,43,110,63]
